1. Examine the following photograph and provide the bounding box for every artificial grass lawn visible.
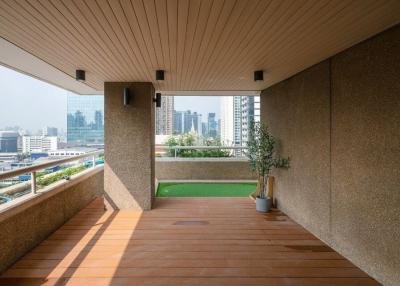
[156,182,256,197]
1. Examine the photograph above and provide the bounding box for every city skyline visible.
[0,65,220,133]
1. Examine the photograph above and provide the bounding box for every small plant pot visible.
[256,196,272,212]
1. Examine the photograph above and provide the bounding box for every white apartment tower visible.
[22,136,58,153]
[155,96,174,135]
[221,95,260,156]
[241,96,260,145]
[220,96,242,146]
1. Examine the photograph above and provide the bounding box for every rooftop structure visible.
[0,2,399,285]
[0,131,18,153]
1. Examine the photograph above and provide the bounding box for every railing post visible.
[174,148,177,158]
[31,171,36,194]
[92,155,96,168]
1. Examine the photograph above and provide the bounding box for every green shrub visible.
[37,165,88,187]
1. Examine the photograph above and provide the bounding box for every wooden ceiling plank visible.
[106,0,153,81]
[208,0,306,89]
[268,0,384,69]
[194,0,249,90]
[142,0,167,90]
[143,0,165,68]
[56,0,130,81]
[228,0,398,91]
[203,0,278,90]
[96,0,147,81]
[250,0,374,90]
[0,16,99,87]
[0,1,101,86]
[32,0,120,81]
[130,0,160,70]
[82,0,139,80]
[119,0,158,80]
[176,0,190,89]
[272,0,397,80]
[185,0,225,90]
[180,0,202,89]
[189,0,237,90]
[195,0,274,90]
[249,0,347,73]
[0,0,80,68]
[71,0,134,80]
[155,0,171,90]
[166,0,178,91]
[119,0,159,87]
[213,0,326,89]
[0,0,399,92]
[182,0,213,89]
[62,0,132,82]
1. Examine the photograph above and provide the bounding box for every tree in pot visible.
[246,122,290,212]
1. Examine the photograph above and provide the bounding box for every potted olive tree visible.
[246,122,289,212]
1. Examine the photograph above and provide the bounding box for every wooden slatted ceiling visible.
[0,0,399,93]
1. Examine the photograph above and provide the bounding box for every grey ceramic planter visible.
[256,196,272,212]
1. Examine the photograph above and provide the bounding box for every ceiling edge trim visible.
[0,37,101,95]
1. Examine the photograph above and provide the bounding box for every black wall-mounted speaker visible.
[76,69,85,81]
[123,87,131,106]
[156,70,165,80]
[154,93,162,107]
[254,70,263,81]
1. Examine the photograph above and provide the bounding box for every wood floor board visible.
[12,258,355,269]
[0,197,379,285]
[0,277,380,286]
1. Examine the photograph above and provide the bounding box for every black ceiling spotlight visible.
[254,70,264,81]
[123,87,131,106]
[156,70,165,80]
[153,93,162,107]
[76,69,85,82]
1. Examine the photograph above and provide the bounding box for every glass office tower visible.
[67,93,104,146]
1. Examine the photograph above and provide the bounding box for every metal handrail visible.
[0,150,104,194]
[167,146,247,150]
[166,146,247,158]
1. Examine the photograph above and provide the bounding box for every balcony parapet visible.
[0,165,104,273]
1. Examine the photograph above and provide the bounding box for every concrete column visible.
[104,82,155,210]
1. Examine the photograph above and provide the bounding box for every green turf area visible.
[156,182,256,197]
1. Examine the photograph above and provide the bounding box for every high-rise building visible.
[155,96,174,135]
[94,111,103,130]
[183,111,202,135]
[220,96,242,146]
[207,113,218,139]
[241,96,260,145]
[217,119,221,140]
[22,136,57,153]
[42,126,58,137]
[173,110,184,134]
[202,122,208,137]
[0,131,18,153]
[67,93,104,146]
[197,114,203,137]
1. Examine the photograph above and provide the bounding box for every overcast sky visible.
[174,96,220,120]
[0,65,67,133]
[0,65,220,133]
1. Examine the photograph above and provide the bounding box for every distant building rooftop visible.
[0,131,19,138]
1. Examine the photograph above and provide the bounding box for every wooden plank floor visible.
[0,197,380,286]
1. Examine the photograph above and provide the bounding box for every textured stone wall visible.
[261,61,331,240]
[261,25,400,285]
[155,159,257,181]
[104,82,155,210]
[0,168,103,273]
